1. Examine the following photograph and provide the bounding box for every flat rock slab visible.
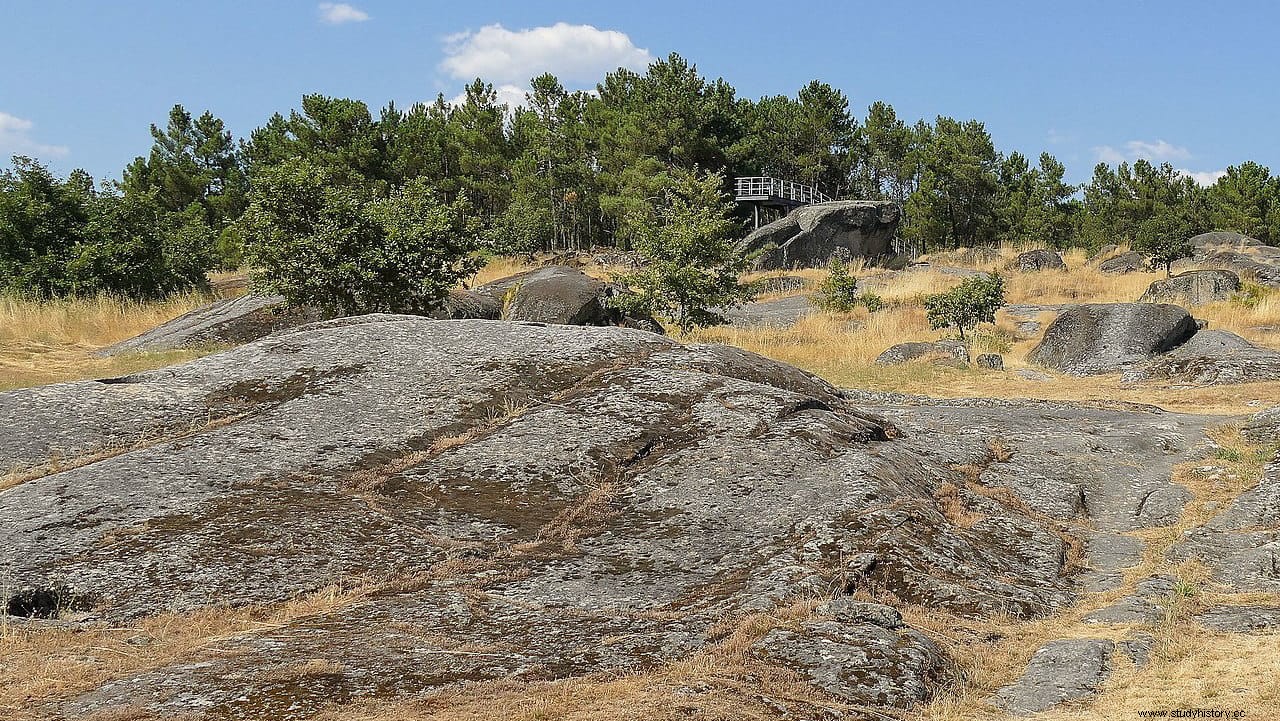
[3,317,1133,719]
[97,293,294,356]
[1170,458,1280,591]
[1196,605,1280,633]
[993,638,1114,715]
[727,295,814,327]
[1084,575,1176,624]
[0,322,1221,719]
[1124,330,1280,385]
[753,619,946,708]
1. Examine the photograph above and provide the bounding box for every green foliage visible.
[902,117,1002,251]
[923,272,1005,340]
[1132,210,1195,276]
[240,160,480,315]
[611,168,751,332]
[813,258,884,312]
[0,156,212,298]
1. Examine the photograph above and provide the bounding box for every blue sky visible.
[2,0,1276,185]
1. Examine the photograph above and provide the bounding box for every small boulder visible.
[1027,303,1198,375]
[1242,407,1280,444]
[1013,249,1066,272]
[1086,244,1119,264]
[818,597,902,628]
[992,638,1114,715]
[1098,251,1147,274]
[1139,269,1241,306]
[1196,605,1280,633]
[474,266,609,325]
[1123,330,1280,385]
[976,353,1004,371]
[753,620,947,708]
[875,340,969,367]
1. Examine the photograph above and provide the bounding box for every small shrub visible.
[923,272,1006,340]
[856,291,885,312]
[814,258,861,312]
[814,260,885,313]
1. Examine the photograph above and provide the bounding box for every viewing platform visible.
[734,176,832,228]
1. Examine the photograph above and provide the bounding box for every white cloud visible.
[1181,168,1227,186]
[440,22,653,86]
[318,3,369,25]
[1092,138,1191,165]
[0,111,69,159]
[448,84,530,111]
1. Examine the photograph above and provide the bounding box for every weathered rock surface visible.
[1083,575,1176,624]
[976,353,1004,371]
[472,265,610,324]
[97,294,318,357]
[753,619,947,708]
[1201,250,1280,288]
[727,295,814,327]
[0,317,1227,719]
[1192,231,1267,252]
[1196,605,1280,633]
[1012,249,1066,272]
[1139,269,1241,306]
[739,200,901,270]
[874,340,969,367]
[1242,406,1280,444]
[1027,303,1198,375]
[1171,456,1280,591]
[1098,250,1147,274]
[1124,330,1280,385]
[12,318,1189,719]
[992,638,1114,715]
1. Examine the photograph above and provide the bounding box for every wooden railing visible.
[734,176,832,205]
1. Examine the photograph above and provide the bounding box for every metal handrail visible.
[734,176,831,204]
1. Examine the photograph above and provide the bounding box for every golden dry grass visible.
[0,292,220,391]
[0,584,368,721]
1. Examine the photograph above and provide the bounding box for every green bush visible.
[241,159,480,315]
[813,258,861,312]
[923,272,1005,340]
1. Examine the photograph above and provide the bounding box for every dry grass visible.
[311,599,838,721]
[0,292,218,391]
[0,584,368,721]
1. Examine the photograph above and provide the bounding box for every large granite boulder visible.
[1201,250,1280,288]
[739,200,900,270]
[1139,269,1241,306]
[473,265,610,324]
[1027,303,1198,375]
[1012,249,1066,272]
[1123,330,1280,385]
[1098,250,1147,274]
